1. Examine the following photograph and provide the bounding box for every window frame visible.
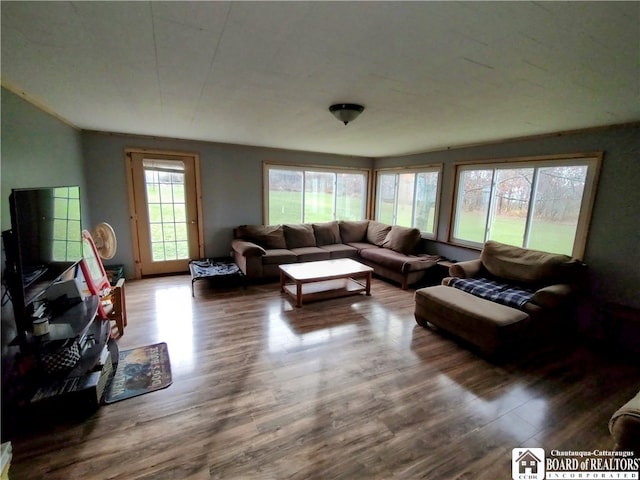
[373,164,443,239]
[263,162,371,224]
[449,152,602,259]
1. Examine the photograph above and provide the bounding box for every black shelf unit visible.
[3,295,117,433]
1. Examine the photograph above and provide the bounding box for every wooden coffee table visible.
[279,258,373,307]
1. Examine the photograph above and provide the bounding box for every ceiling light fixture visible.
[329,103,364,125]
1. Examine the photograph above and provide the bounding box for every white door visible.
[127,150,203,277]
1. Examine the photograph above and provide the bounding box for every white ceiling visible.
[2,1,639,157]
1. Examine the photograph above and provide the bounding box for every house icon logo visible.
[512,448,545,480]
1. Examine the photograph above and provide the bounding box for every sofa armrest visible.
[231,238,266,257]
[532,284,576,309]
[449,259,483,278]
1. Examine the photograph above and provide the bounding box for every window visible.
[374,166,441,237]
[265,164,368,224]
[451,154,601,257]
[52,186,82,262]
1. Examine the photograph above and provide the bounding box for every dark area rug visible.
[104,342,172,404]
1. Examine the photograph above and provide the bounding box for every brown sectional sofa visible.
[415,241,587,356]
[231,220,441,289]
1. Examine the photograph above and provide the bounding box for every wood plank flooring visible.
[5,275,639,479]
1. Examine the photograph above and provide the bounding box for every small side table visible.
[420,259,455,286]
[436,260,455,275]
[189,258,246,297]
[599,302,640,354]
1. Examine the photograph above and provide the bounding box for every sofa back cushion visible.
[236,224,287,249]
[283,224,316,248]
[366,221,392,246]
[480,240,580,285]
[312,221,341,246]
[382,225,421,254]
[339,220,369,243]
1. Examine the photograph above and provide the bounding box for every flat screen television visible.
[3,186,83,340]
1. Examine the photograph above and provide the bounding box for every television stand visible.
[10,295,99,348]
[29,316,117,412]
[4,295,117,427]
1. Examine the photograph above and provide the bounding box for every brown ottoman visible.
[414,285,529,356]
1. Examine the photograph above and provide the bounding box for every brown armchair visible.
[415,241,587,356]
[442,240,587,321]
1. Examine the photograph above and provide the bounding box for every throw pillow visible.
[283,224,316,248]
[366,221,392,247]
[237,224,287,249]
[382,225,421,254]
[339,220,369,243]
[313,221,341,246]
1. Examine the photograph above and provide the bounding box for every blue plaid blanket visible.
[449,277,534,310]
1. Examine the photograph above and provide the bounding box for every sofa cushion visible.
[339,220,369,243]
[360,248,439,274]
[382,225,421,254]
[317,243,359,259]
[289,247,331,262]
[403,255,441,272]
[480,240,576,285]
[237,224,287,249]
[283,224,316,248]
[312,221,341,246]
[346,242,379,252]
[366,221,392,246]
[360,247,411,272]
[262,249,297,265]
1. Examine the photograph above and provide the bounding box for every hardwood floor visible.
[5,275,639,479]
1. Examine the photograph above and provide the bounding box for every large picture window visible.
[265,164,369,224]
[451,154,601,257]
[374,166,441,237]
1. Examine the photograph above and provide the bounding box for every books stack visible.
[0,442,12,480]
[94,344,114,402]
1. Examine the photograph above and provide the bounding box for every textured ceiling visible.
[1,1,639,157]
